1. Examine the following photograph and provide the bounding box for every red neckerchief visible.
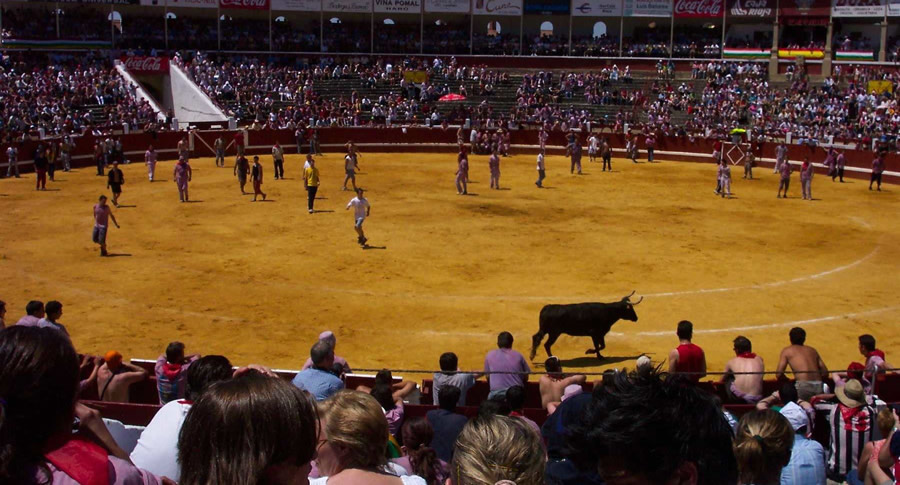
[868,350,886,360]
[509,411,524,418]
[839,404,872,432]
[737,352,757,359]
[44,435,109,484]
[162,362,184,380]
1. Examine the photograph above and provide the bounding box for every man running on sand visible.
[346,188,371,246]
[92,195,120,257]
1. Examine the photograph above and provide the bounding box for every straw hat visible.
[835,379,867,408]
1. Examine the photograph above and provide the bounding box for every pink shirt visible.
[872,158,884,174]
[145,150,156,164]
[94,204,110,227]
[780,160,793,180]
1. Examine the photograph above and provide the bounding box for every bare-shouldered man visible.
[775,327,829,401]
[722,336,764,404]
[96,351,149,403]
[539,357,586,411]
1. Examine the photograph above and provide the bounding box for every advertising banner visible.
[524,0,570,13]
[867,80,893,94]
[779,0,829,17]
[220,0,270,8]
[727,0,775,16]
[54,0,138,4]
[571,0,622,16]
[374,0,421,12]
[623,0,671,16]
[425,0,470,12]
[674,0,723,17]
[777,48,824,58]
[323,0,372,11]
[272,0,322,10]
[121,56,170,74]
[142,0,219,7]
[472,0,523,16]
[832,0,885,16]
[890,0,900,15]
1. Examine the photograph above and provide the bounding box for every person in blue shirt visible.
[779,401,826,485]
[292,340,344,401]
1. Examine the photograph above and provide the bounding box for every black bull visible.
[529,293,643,360]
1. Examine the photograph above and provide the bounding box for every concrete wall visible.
[113,62,167,123]
[166,63,229,125]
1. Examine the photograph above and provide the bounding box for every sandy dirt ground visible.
[1,152,898,380]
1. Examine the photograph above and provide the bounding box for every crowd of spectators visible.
[0,52,159,143]
[1,297,898,485]
[570,34,620,57]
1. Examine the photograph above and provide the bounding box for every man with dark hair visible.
[668,320,706,383]
[131,355,234,481]
[155,341,201,405]
[92,195,120,257]
[568,369,738,484]
[506,385,541,435]
[35,300,68,336]
[15,300,45,326]
[484,331,530,400]
[539,356,586,411]
[775,327,829,401]
[292,340,344,400]
[722,336,764,404]
[432,351,481,406]
[426,385,469,462]
[858,334,893,378]
[107,161,125,207]
[302,330,351,373]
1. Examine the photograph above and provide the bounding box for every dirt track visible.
[1,152,897,378]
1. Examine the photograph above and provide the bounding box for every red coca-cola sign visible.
[674,0,723,16]
[121,56,170,75]
[220,0,270,8]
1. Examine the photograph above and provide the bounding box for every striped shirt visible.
[826,402,875,478]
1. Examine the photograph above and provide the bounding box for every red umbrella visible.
[439,93,466,102]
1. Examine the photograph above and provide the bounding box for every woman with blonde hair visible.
[312,390,426,485]
[450,414,546,485]
[734,409,795,485]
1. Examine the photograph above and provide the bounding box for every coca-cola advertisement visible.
[727,0,774,16]
[674,0,722,16]
[121,56,170,75]
[220,0,271,9]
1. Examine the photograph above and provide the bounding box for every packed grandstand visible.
[2,1,900,484]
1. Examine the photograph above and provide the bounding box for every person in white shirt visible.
[536,149,546,188]
[588,134,599,163]
[346,188,371,246]
[271,142,284,180]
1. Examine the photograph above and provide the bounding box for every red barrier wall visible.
[3,128,896,183]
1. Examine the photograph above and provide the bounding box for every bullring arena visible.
[3,133,898,374]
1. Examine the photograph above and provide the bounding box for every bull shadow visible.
[555,355,643,368]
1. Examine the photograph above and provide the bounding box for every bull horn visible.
[631,296,644,305]
[624,290,636,299]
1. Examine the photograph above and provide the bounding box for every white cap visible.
[780,401,808,432]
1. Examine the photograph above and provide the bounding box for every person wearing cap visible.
[779,401,826,484]
[538,356,585,412]
[96,351,149,403]
[826,379,876,482]
[774,327,829,401]
[302,331,351,373]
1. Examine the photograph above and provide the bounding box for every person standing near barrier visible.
[778,156,793,198]
[311,129,322,156]
[719,159,733,198]
[145,145,157,182]
[177,136,189,162]
[47,142,57,181]
[107,161,125,207]
[233,131,245,163]
[824,147,837,181]
[234,154,250,195]
[775,143,787,174]
[488,149,501,190]
[743,151,755,180]
[800,157,814,200]
[214,136,225,168]
[835,150,846,183]
[6,141,19,178]
[60,136,73,172]
[33,144,48,191]
[250,156,266,202]
[567,134,583,175]
[601,137,612,172]
[539,127,549,152]
[304,156,320,214]
[535,148,546,188]
[94,140,105,176]
[588,133,599,163]
[870,153,884,191]
[173,156,192,203]
[272,141,285,180]
[295,126,305,154]
[646,132,656,162]
[456,148,469,195]
[93,195,120,257]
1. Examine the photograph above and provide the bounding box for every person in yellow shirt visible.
[304,157,320,214]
